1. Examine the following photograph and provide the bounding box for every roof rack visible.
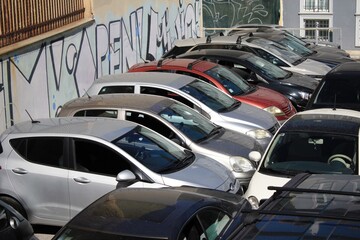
[187,57,206,70]
[206,35,211,43]
[157,59,164,67]
[268,186,360,197]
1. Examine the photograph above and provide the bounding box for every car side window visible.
[252,48,287,67]
[74,109,118,118]
[125,111,180,142]
[10,137,65,168]
[140,86,194,108]
[180,208,230,240]
[73,138,131,176]
[98,86,134,94]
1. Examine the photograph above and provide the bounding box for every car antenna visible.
[25,110,40,123]
[333,93,337,110]
[84,89,91,99]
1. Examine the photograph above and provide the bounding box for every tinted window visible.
[74,109,118,118]
[140,86,194,108]
[10,137,65,168]
[99,86,134,94]
[73,138,131,176]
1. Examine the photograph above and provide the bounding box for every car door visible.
[6,137,70,224]
[68,137,147,218]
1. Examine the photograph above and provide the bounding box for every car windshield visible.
[245,55,289,80]
[313,78,360,108]
[260,132,358,176]
[205,65,253,96]
[247,38,303,65]
[113,126,193,173]
[180,80,240,113]
[277,36,314,57]
[159,102,220,143]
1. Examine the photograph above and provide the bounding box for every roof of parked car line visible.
[280,108,360,135]
[231,173,360,239]
[327,61,360,74]
[0,117,138,142]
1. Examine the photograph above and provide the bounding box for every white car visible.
[0,117,241,226]
[244,108,360,208]
[85,72,280,150]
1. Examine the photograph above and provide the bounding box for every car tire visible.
[0,196,27,219]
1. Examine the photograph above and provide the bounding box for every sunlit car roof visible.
[2,117,137,142]
[280,108,360,135]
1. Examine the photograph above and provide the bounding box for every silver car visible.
[57,93,263,186]
[85,72,280,150]
[0,117,240,226]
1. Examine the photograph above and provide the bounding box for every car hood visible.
[292,58,332,76]
[310,52,355,66]
[197,128,263,156]
[218,102,278,130]
[309,45,350,57]
[162,154,235,191]
[239,86,291,110]
[283,72,319,90]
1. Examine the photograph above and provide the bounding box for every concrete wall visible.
[0,0,201,132]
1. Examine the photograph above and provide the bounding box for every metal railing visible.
[0,0,85,48]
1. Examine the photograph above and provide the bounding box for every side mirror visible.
[249,151,262,163]
[116,170,136,182]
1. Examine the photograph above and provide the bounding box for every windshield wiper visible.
[195,126,223,143]
[225,101,241,112]
[158,151,194,173]
[293,57,307,65]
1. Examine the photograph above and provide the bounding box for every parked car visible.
[52,186,252,240]
[306,62,360,111]
[0,117,241,226]
[57,94,263,187]
[128,58,297,123]
[244,108,360,207]
[85,72,280,150]
[231,173,360,239]
[163,35,332,80]
[177,49,318,111]
[0,199,37,240]
[228,29,354,68]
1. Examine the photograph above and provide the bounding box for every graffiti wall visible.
[0,0,201,132]
[0,0,281,132]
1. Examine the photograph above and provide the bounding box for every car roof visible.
[60,94,176,115]
[1,117,138,142]
[327,61,360,75]
[92,72,195,90]
[234,173,360,239]
[280,108,360,135]
[179,48,253,60]
[65,186,247,238]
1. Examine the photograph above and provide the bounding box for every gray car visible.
[85,72,280,150]
[57,94,263,186]
[0,117,240,227]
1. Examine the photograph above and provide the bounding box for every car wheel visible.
[0,196,27,219]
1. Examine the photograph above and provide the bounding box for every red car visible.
[129,58,296,122]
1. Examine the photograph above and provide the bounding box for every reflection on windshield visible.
[180,80,238,112]
[159,102,219,142]
[113,126,192,173]
[205,66,252,96]
[278,37,314,57]
[260,132,357,176]
[248,38,303,64]
[246,55,288,80]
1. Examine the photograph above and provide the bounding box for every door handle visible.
[73,177,91,184]
[12,168,28,174]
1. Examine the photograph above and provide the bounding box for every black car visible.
[0,199,37,240]
[177,49,318,111]
[306,62,360,111]
[228,30,355,68]
[230,173,360,239]
[52,187,251,240]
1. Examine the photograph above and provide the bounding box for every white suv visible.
[0,117,240,226]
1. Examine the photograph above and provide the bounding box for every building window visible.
[304,19,330,40]
[304,0,329,12]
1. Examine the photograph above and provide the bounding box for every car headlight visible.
[246,129,272,140]
[248,196,259,209]
[298,91,311,100]
[229,157,255,172]
[263,106,285,117]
